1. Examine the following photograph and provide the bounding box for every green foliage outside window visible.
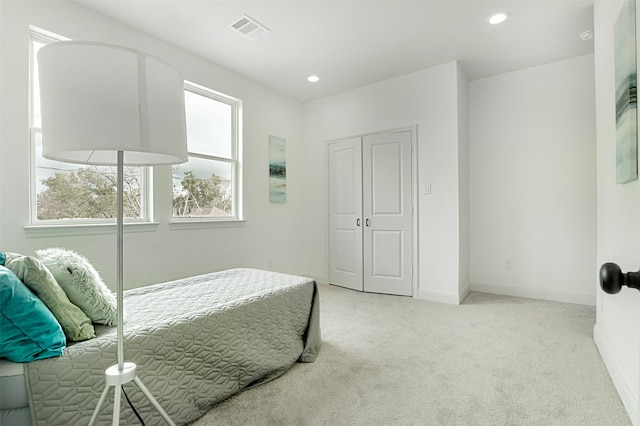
[37,166,231,220]
[37,166,141,220]
[172,170,231,217]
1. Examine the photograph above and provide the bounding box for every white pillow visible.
[36,248,117,326]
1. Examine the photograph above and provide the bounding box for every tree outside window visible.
[31,31,241,224]
[31,33,147,223]
[172,85,239,219]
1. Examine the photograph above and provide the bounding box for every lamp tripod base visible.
[88,362,175,426]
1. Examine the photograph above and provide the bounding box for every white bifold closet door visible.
[328,137,363,291]
[328,131,412,296]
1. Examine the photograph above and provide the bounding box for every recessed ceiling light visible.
[307,75,320,83]
[488,13,509,25]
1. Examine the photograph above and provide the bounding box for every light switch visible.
[424,184,432,195]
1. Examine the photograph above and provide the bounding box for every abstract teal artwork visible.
[269,135,286,203]
[615,0,638,184]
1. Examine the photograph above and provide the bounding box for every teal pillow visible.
[6,255,95,342]
[0,251,5,266]
[0,265,66,362]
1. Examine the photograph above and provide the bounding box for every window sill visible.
[24,222,160,238]
[169,219,246,230]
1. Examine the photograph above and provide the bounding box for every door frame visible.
[326,125,419,298]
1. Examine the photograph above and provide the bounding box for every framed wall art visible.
[269,135,286,203]
[614,0,638,184]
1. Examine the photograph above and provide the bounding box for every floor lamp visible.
[37,41,188,425]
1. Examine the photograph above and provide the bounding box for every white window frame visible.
[27,28,153,231]
[171,81,243,226]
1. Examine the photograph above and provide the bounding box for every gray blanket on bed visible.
[25,268,321,425]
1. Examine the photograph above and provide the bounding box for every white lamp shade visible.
[38,41,188,166]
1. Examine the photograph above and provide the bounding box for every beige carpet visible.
[192,284,631,425]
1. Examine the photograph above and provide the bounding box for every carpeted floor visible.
[192,284,631,425]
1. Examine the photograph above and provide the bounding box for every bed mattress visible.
[0,360,30,426]
[20,268,320,425]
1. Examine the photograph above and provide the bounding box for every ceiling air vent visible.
[229,14,270,40]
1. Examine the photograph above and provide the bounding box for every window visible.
[30,30,149,224]
[172,83,241,220]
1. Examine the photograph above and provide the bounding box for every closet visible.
[328,130,413,296]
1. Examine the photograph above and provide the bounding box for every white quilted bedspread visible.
[25,268,321,425]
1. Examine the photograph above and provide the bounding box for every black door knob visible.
[600,262,640,294]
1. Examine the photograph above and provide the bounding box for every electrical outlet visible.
[505,259,513,270]
[267,258,273,268]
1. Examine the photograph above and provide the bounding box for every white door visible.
[362,131,412,296]
[328,138,363,291]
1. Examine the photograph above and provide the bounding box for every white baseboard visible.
[417,288,463,305]
[302,272,327,285]
[469,281,596,306]
[594,324,639,426]
[459,282,470,303]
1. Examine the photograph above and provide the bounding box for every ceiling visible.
[76,0,595,103]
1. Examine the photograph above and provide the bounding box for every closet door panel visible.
[363,131,412,296]
[371,142,403,215]
[371,230,403,277]
[328,138,363,291]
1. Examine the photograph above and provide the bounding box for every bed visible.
[0,267,321,426]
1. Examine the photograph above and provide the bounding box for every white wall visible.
[469,55,597,305]
[593,1,640,424]
[0,1,307,290]
[302,61,468,303]
[457,63,470,298]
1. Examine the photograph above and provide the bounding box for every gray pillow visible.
[36,248,117,326]
[5,254,96,342]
